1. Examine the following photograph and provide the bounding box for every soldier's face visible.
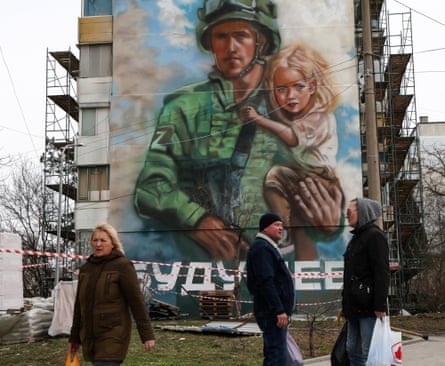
[210,20,257,78]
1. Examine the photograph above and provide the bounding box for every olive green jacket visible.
[134,71,269,229]
[69,250,154,362]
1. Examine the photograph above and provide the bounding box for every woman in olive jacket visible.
[69,224,155,365]
[342,198,390,366]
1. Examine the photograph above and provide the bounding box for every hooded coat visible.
[342,198,390,318]
[69,249,154,362]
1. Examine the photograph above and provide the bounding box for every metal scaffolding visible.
[41,49,80,285]
[355,0,426,313]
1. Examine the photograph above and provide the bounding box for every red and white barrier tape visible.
[151,288,341,307]
[1,247,344,307]
[0,247,88,260]
[1,247,344,279]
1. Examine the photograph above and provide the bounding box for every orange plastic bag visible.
[65,351,80,366]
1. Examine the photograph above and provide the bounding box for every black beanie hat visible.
[259,213,282,232]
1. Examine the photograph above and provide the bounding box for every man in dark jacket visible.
[342,198,390,366]
[246,213,295,366]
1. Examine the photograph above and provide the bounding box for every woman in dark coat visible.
[69,224,155,365]
[342,198,390,366]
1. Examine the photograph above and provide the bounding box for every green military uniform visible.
[133,0,285,261]
[134,71,283,235]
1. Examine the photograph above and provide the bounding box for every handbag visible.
[366,316,402,366]
[65,351,81,366]
[331,321,350,366]
[286,332,303,366]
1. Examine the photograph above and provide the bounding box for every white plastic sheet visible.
[48,281,77,336]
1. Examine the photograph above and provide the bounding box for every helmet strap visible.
[238,32,265,78]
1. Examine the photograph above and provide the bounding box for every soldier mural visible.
[111,0,362,311]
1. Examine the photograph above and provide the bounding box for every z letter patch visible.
[150,126,174,150]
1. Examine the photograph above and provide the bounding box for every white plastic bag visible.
[366,316,402,366]
[286,332,304,366]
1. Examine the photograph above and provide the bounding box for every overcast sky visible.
[0,0,444,175]
[0,1,79,172]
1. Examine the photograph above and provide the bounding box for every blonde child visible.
[241,42,344,259]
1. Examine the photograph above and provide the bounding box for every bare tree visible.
[0,150,12,182]
[422,145,445,198]
[231,206,256,319]
[298,300,340,357]
[409,145,445,311]
[0,159,54,297]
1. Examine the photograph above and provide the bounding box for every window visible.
[80,44,112,77]
[84,0,112,16]
[81,109,96,136]
[78,166,110,201]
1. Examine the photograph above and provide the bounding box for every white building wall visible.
[417,121,445,245]
[418,121,445,144]
[0,233,23,311]
[77,107,109,166]
[76,75,111,231]
[77,77,112,106]
[75,202,110,230]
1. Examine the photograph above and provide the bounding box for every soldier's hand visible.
[191,216,249,260]
[294,178,343,233]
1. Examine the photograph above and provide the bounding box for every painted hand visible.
[294,178,343,233]
[240,105,259,123]
[191,216,249,260]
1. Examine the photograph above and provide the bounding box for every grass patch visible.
[1,315,444,365]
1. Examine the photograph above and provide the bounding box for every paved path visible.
[304,335,445,365]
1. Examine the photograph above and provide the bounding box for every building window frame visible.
[78,165,110,201]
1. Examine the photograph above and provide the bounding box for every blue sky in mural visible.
[145,1,209,87]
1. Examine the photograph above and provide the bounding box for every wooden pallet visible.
[199,290,234,319]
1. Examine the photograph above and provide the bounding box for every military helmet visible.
[196,0,281,56]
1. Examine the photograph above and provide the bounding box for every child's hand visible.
[240,106,259,123]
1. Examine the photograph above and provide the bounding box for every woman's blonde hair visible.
[91,223,125,255]
[266,42,339,120]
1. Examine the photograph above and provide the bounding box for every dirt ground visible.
[390,313,445,337]
[288,312,445,358]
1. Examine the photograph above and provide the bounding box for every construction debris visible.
[149,298,181,320]
[156,320,262,336]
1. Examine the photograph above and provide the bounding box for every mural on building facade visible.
[110,0,362,310]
